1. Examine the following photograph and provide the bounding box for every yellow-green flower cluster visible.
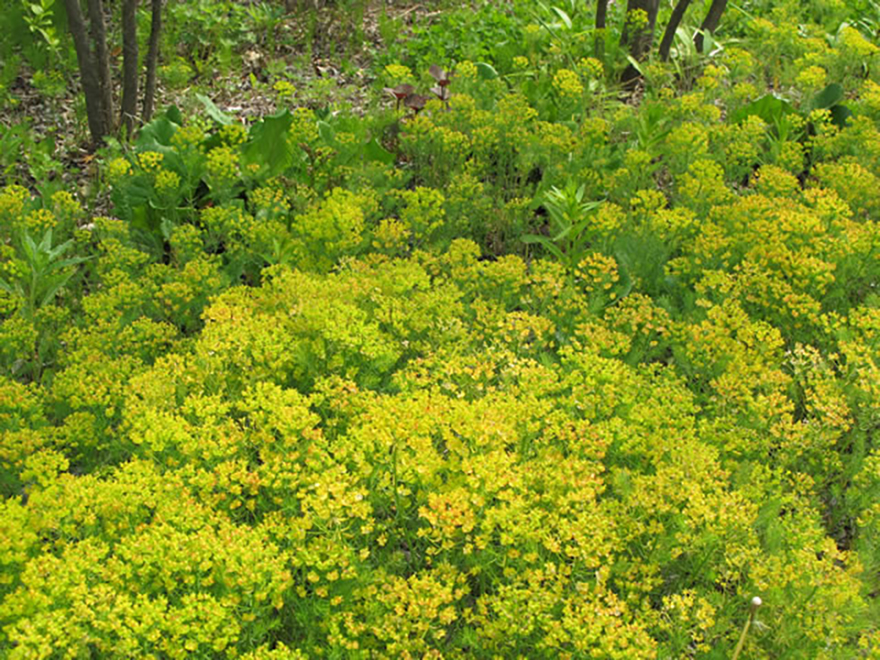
[137,150,164,174]
[219,122,248,146]
[273,79,297,100]
[171,122,207,149]
[383,63,413,82]
[839,25,879,58]
[250,186,291,220]
[577,56,604,79]
[206,145,240,183]
[625,8,649,30]
[289,107,319,145]
[552,68,584,99]
[290,187,376,271]
[371,217,410,254]
[154,169,181,195]
[105,157,133,183]
[797,64,827,90]
[456,59,478,82]
[50,191,82,219]
[22,208,55,234]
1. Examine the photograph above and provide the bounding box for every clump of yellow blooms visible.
[171,122,207,148]
[625,8,649,30]
[289,106,319,145]
[105,156,133,182]
[384,63,413,81]
[0,185,29,226]
[456,60,478,82]
[372,217,410,255]
[797,64,827,90]
[577,57,604,79]
[839,25,879,57]
[575,252,620,299]
[206,145,240,183]
[3,6,880,658]
[22,208,55,234]
[137,150,164,174]
[290,187,377,271]
[154,168,181,195]
[219,122,248,146]
[250,186,291,220]
[273,79,297,100]
[552,68,584,99]
[394,186,447,245]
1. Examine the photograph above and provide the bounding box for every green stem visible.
[732,597,762,660]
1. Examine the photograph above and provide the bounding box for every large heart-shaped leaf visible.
[244,110,294,177]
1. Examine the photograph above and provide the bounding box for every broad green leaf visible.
[829,103,853,128]
[137,114,179,149]
[364,137,395,165]
[730,93,795,125]
[244,110,294,177]
[476,62,499,80]
[165,105,184,126]
[811,83,845,111]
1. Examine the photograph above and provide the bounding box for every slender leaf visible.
[551,6,572,29]
[196,93,234,126]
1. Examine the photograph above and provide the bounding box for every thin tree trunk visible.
[620,0,660,86]
[121,0,139,135]
[143,0,163,122]
[595,0,609,59]
[620,0,660,59]
[86,0,115,134]
[695,0,728,53]
[659,0,693,61]
[61,0,107,144]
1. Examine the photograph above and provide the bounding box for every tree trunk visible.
[121,0,139,135]
[61,0,107,144]
[620,0,660,86]
[143,0,163,122]
[695,0,728,53]
[659,0,693,61]
[595,0,609,59]
[86,0,115,135]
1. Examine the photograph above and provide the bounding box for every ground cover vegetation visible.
[1,0,880,656]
